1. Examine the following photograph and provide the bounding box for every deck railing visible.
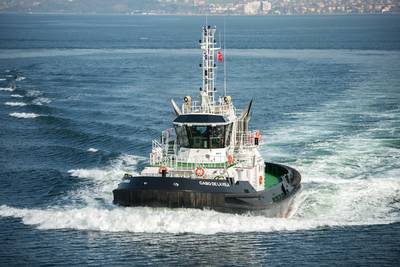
[149,127,262,172]
[182,100,233,115]
[236,130,263,148]
[150,130,228,171]
[153,157,228,169]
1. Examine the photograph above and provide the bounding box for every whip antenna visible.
[223,16,227,96]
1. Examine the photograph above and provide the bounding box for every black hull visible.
[113,162,301,215]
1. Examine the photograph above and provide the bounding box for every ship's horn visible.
[237,99,253,133]
[239,99,253,121]
[171,99,181,116]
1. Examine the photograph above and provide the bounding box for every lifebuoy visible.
[227,154,234,165]
[195,167,205,177]
[159,166,168,174]
[255,131,262,145]
[255,131,262,140]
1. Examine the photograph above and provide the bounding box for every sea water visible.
[0,14,399,265]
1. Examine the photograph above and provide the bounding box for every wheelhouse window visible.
[175,123,233,149]
[175,125,189,147]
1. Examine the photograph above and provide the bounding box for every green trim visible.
[264,172,280,190]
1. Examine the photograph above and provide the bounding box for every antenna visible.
[205,0,208,26]
[223,16,227,96]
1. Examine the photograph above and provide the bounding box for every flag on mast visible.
[217,50,223,62]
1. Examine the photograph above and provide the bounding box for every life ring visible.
[227,154,234,165]
[255,131,262,140]
[159,166,168,174]
[254,131,262,145]
[195,167,205,177]
[259,175,264,185]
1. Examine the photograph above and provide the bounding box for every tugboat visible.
[113,25,301,215]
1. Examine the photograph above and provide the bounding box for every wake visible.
[0,152,398,234]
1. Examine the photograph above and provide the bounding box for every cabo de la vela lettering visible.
[199,181,230,187]
[113,25,301,214]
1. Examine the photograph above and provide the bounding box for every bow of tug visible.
[113,162,301,214]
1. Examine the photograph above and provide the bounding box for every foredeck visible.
[264,162,286,190]
[265,172,281,190]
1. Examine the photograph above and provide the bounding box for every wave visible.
[0,151,398,234]
[0,48,196,59]
[0,78,6,81]
[66,154,144,205]
[0,173,398,234]
[11,94,24,98]
[87,148,98,153]
[15,76,26,81]
[9,112,40,119]
[32,97,51,106]
[4,101,27,107]
[26,90,42,97]
[0,87,14,92]
[257,77,400,229]
[1,204,392,234]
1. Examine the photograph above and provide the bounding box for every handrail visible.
[182,100,233,115]
[236,130,263,148]
[150,128,262,172]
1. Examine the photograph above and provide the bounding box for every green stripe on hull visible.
[264,172,280,190]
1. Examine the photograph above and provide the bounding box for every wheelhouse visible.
[173,114,233,149]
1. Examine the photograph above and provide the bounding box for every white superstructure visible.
[141,26,266,191]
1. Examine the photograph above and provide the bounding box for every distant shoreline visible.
[0,11,399,16]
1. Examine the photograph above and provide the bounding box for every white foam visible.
[0,151,398,234]
[294,177,400,222]
[87,148,98,153]
[0,78,6,81]
[26,90,42,97]
[9,112,40,119]
[259,78,400,226]
[4,101,27,107]
[11,94,23,98]
[67,154,143,205]
[0,87,13,92]
[0,204,395,234]
[32,97,51,106]
[15,76,26,81]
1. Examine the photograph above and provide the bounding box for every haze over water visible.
[0,14,399,265]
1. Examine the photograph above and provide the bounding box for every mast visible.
[223,17,227,97]
[200,25,219,109]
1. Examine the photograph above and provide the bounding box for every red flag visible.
[217,51,223,62]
